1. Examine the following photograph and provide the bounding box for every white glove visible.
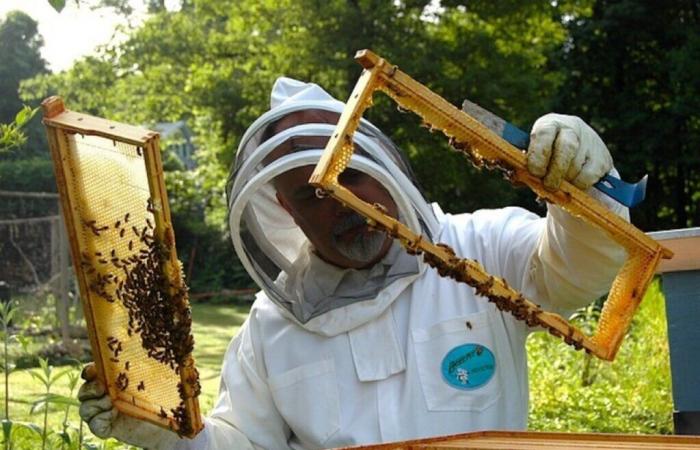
[527,113,613,191]
[78,370,182,450]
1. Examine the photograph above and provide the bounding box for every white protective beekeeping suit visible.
[180,78,629,450]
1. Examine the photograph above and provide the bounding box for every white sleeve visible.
[527,168,630,316]
[174,315,290,450]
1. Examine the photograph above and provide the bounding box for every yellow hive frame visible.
[310,50,674,361]
[42,97,202,436]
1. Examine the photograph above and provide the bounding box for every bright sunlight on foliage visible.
[528,279,672,434]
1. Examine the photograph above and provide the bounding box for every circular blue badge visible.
[441,343,496,390]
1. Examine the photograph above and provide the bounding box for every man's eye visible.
[290,143,318,152]
[339,169,364,185]
[292,187,316,200]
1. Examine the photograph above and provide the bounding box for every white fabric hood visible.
[226,77,439,335]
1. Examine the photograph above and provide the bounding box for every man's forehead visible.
[272,164,317,196]
[262,109,340,164]
[274,109,339,131]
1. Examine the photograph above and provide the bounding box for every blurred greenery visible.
[528,280,672,434]
[0,11,48,160]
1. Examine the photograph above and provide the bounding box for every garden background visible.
[1,0,698,448]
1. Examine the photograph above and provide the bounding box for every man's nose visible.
[317,193,353,218]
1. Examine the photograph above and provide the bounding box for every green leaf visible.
[2,419,42,437]
[13,106,35,127]
[48,0,67,13]
[15,335,32,353]
[59,429,72,444]
[50,367,73,384]
[2,419,11,439]
[46,393,81,407]
[29,369,49,387]
[0,302,16,323]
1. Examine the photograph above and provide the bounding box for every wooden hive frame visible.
[309,50,674,361]
[337,430,700,449]
[42,97,203,437]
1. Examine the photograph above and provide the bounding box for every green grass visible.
[189,302,249,413]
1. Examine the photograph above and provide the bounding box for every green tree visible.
[0,11,49,159]
[554,0,700,229]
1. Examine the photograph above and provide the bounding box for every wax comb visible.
[42,97,203,436]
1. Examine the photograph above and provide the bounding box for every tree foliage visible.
[0,11,49,159]
[554,0,700,229]
[0,12,47,123]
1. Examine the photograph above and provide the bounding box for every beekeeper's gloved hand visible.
[527,113,613,191]
[78,365,181,450]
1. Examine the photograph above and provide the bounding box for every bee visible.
[115,372,129,391]
[372,202,388,214]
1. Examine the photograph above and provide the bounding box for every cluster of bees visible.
[421,241,586,350]
[79,200,200,435]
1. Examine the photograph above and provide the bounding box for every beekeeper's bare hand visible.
[527,113,613,191]
[78,364,181,449]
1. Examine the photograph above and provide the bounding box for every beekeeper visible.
[78,77,628,449]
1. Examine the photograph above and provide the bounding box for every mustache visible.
[332,211,368,236]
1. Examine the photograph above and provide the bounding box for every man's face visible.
[269,111,398,269]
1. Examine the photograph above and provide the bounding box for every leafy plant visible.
[0,302,41,450]
[528,280,673,434]
[28,358,74,450]
[0,107,37,154]
[569,298,605,386]
[0,302,17,422]
[59,366,81,450]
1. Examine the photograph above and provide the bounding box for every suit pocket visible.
[268,358,340,446]
[412,311,502,412]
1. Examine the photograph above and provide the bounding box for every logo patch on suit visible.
[441,343,495,390]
